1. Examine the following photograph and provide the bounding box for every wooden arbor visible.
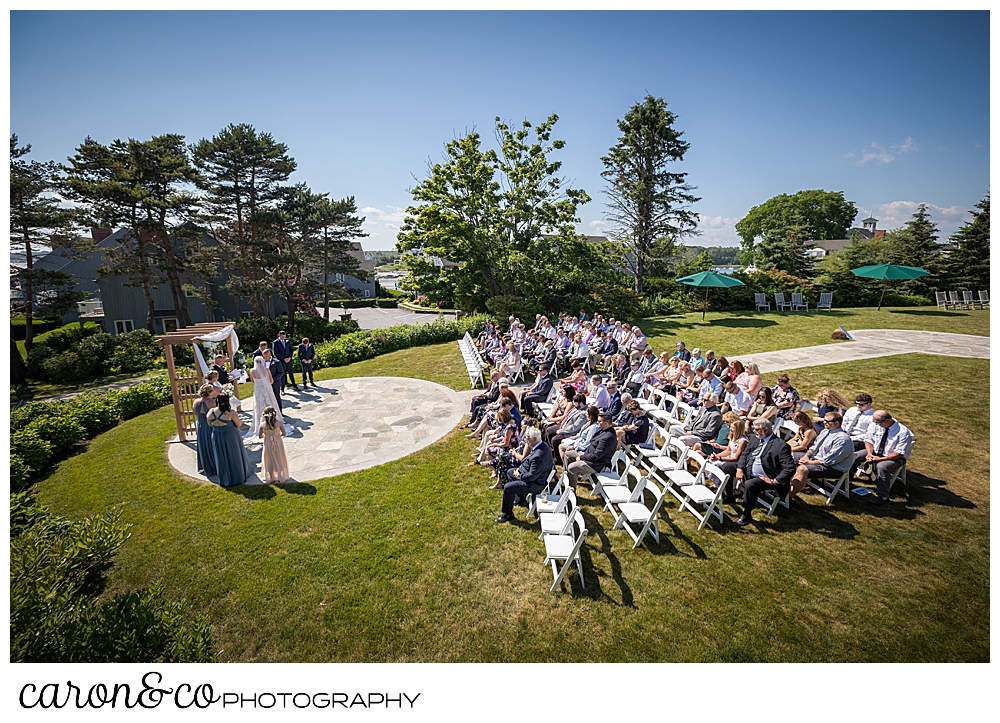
[155,322,241,442]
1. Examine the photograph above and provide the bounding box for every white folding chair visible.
[774,292,791,311]
[777,418,799,442]
[507,358,525,385]
[963,290,980,310]
[633,424,670,472]
[757,486,790,515]
[646,437,690,485]
[887,460,908,494]
[539,488,577,538]
[935,291,951,310]
[661,447,707,501]
[791,292,809,311]
[754,293,771,311]
[671,401,694,427]
[601,466,648,524]
[817,292,833,311]
[526,469,559,519]
[978,290,989,308]
[805,467,852,504]
[638,385,664,414]
[611,477,668,549]
[676,462,729,530]
[648,392,677,426]
[589,450,629,498]
[543,510,587,592]
[534,384,558,418]
[948,290,965,309]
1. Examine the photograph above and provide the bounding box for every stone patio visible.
[167,376,467,485]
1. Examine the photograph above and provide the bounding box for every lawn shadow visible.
[576,503,635,607]
[766,500,861,537]
[889,309,970,317]
[225,484,277,500]
[278,482,318,495]
[708,318,778,329]
[903,471,976,509]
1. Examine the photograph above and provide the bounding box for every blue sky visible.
[11,10,990,250]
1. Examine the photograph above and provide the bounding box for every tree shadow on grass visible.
[708,318,778,329]
[888,310,970,317]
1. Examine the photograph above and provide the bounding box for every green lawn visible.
[632,306,989,358]
[35,336,989,662]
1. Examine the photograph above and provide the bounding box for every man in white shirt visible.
[853,409,914,505]
[841,393,875,451]
[586,374,611,411]
[722,381,753,416]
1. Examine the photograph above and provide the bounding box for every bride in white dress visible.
[244,356,286,439]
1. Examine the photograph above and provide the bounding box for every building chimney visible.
[91,228,113,243]
[874,229,885,239]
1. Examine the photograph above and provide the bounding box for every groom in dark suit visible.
[272,331,299,393]
[261,348,284,411]
[733,418,797,527]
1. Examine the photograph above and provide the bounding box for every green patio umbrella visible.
[676,270,746,321]
[850,263,929,311]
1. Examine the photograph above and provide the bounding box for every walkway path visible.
[167,376,466,485]
[737,329,989,374]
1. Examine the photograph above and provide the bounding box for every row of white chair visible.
[526,470,588,592]
[755,292,826,312]
[936,290,988,310]
[459,332,487,388]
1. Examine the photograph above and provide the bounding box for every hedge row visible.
[313,314,489,368]
[11,317,62,339]
[10,376,173,489]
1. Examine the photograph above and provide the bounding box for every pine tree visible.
[309,196,367,321]
[10,135,81,350]
[886,203,939,296]
[191,124,296,317]
[601,95,700,294]
[942,195,989,292]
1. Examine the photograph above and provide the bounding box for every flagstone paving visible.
[167,376,466,485]
[736,329,989,374]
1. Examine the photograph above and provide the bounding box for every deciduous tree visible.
[736,190,856,265]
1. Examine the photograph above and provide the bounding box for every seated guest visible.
[472,407,517,471]
[670,393,723,448]
[637,346,657,374]
[495,427,554,524]
[841,393,875,450]
[673,340,691,362]
[594,330,618,369]
[703,349,719,374]
[486,408,522,486]
[673,361,695,398]
[643,351,670,388]
[729,360,746,389]
[530,338,557,374]
[543,394,589,459]
[772,374,800,421]
[713,355,733,383]
[787,410,818,462]
[722,380,753,417]
[557,405,600,468]
[541,385,576,429]
[746,386,779,425]
[563,412,618,489]
[571,333,591,368]
[623,359,645,397]
[695,366,723,406]
[615,399,650,448]
[467,382,517,438]
[852,409,913,505]
[689,347,707,372]
[586,375,611,410]
[469,370,502,425]
[494,341,520,380]
[628,326,648,354]
[732,418,797,527]
[789,411,855,499]
[605,379,623,417]
[740,362,763,399]
[520,365,554,418]
[560,359,588,395]
[608,353,630,388]
[708,415,749,503]
[810,388,850,433]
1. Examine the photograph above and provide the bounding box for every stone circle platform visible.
[167,377,467,485]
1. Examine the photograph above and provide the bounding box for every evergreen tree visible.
[600,95,700,294]
[10,135,81,350]
[309,196,367,321]
[886,203,939,296]
[190,124,296,317]
[942,195,989,292]
[754,220,814,277]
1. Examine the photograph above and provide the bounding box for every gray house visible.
[34,229,377,334]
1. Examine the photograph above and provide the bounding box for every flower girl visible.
[258,406,290,484]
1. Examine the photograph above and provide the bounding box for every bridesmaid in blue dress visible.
[193,384,219,478]
[206,393,251,487]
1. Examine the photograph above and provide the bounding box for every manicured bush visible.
[40,350,89,382]
[111,329,163,374]
[113,378,170,419]
[10,428,54,472]
[375,298,398,308]
[10,456,31,490]
[313,314,489,368]
[10,400,69,432]
[11,317,60,339]
[65,392,119,436]
[28,416,86,455]
[77,332,116,376]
